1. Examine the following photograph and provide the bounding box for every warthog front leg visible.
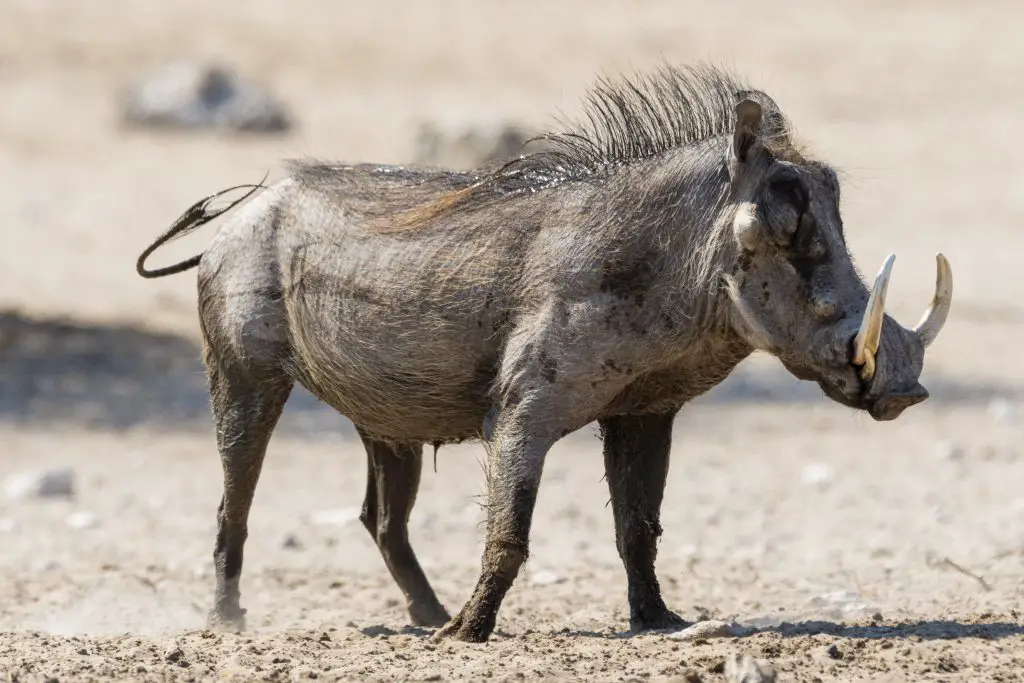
[357,431,450,627]
[205,356,292,632]
[600,411,686,632]
[434,406,558,642]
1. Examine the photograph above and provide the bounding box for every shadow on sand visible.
[1,310,1018,437]
[550,617,1024,642]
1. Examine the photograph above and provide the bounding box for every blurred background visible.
[1,1,1023,679]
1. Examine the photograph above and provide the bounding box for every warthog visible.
[137,63,952,642]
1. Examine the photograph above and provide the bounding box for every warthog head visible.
[722,98,951,421]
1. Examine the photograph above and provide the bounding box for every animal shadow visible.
[1,309,1015,434]
[0,309,351,437]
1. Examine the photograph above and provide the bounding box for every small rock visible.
[529,570,566,586]
[988,398,1017,425]
[32,559,61,572]
[309,507,361,526]
[802,590,872,620]
[291,665,321,680]
[65,511,99,530]
[724,653,777,683]
[163,643,185,663]
[682,670,704,683]
[4,468,75,500]
[825,643,842,660]
[669,619,754,641]
[121,60,292,133]
[934,440,965,462]
[932,503,954,525]
[282,533,303,550]
[413,121,556,170]
[800,462,834,489]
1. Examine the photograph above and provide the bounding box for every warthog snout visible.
[775,252,952,420]
[868,382,929,421]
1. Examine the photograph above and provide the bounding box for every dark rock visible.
[121,61,292,133]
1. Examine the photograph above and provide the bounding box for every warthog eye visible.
[788,214,827,279]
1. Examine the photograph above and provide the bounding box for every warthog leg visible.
[600,411,687,632]
[434,406,558,642]
[204,352,292,632]
[357,431,450,627]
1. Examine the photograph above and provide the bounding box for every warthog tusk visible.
[912,253,953,348]
[852,253,896,381]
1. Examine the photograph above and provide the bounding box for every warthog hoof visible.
[206,606,247,633]
[409,600,451,629]
[433,612,490,643]
[630,607,687,633]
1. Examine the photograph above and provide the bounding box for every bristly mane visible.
[370,62,794,231]
[481,62,792,195]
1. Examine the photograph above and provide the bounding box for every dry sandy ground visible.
[2,1,1024,681]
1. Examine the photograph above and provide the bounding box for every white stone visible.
[934,440,965,462]
[528,570,566,586]
[309,507,360,527]
[800,462,835,489]
[725,653,777,683]
[65,511,99,530]
[989,398,1017,425]
[3,468,75,500]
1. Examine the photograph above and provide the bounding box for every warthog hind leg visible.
[357,431,450,627]
[205,355,293,632]
[600,411,686,632]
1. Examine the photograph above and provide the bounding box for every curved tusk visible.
[852,253,896,381]
[912,253,953,348]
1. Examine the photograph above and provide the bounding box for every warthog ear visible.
[733,99,763,164]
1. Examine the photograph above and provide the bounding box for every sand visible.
[2,1,1023,680]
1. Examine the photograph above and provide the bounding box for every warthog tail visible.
[135,174,268,279]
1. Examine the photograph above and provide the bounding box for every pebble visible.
[934,440,965,462]
[528,570,566,586]
[290,665,322,680]
[309,507,361,527]
[282,533,303,550]
[800,462,835,489]
[3,468,75,500]
[65,511,99,530]
[802,590,873,620]
[988,398,1017,425]
[32,559,61,572]
[668,619,755,641]
[163,643,185,664]
[724,653,777,683]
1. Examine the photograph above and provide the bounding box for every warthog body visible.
[137,64,951,642]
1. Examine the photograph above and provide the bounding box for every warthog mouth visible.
[817,364,930,422]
